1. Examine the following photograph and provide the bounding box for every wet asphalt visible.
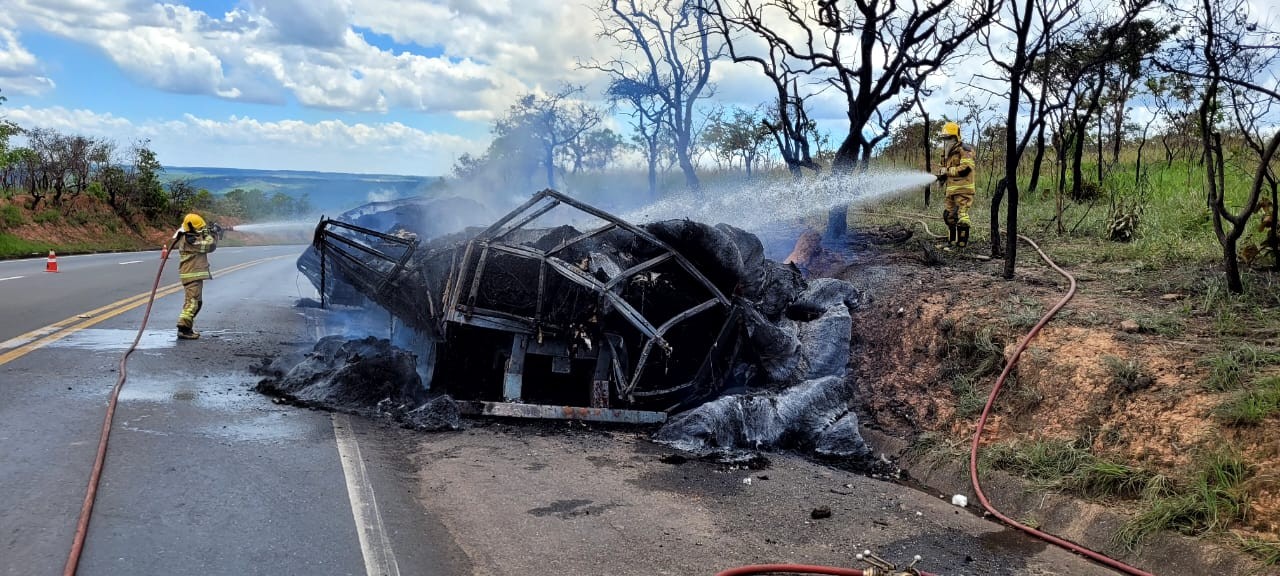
[0,246,466,576]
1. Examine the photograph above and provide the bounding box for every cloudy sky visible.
[0,0,785,175]
[2,0,1278,176]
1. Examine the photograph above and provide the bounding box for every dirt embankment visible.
[0,194,294,258]
[0,195,173,257]
[839,244,1278,569]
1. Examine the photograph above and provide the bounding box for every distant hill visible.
[162,166,442,215]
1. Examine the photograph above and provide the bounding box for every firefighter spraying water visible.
[934,121,977,250]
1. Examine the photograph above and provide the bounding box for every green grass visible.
[1131,310,1187,337]
[0,233,52,257]
[1001,295,1045,330]
[0,231,153,259]
[1115,447,1254,549]
[1213,376,1280,426]
[942,326,1004,420]
[1202,345,1280,391]
[950,374,987,419]
[1240,537,1280,566]
[981,438,1155,499]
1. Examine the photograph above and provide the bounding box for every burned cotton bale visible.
[653,376,871,460]
[256,336,428,411]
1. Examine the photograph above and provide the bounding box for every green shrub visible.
[1,204,23,228]
[68,211,91,227]
[33,209,61,225]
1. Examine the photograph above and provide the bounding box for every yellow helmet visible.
[182,213,207,232]
[939,121,961,140]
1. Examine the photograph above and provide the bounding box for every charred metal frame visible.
[312,218,420,310]
[442,190,736,406]
[309,189,744,424]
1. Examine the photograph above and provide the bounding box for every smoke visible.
[367,188,400,203]
[621,169,937,231]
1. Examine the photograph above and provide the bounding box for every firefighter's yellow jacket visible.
[941,142,977,196]
[177,228,217,283]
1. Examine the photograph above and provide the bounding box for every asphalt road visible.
[0,245,467,576]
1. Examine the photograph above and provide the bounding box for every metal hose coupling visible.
[856,550,925,576]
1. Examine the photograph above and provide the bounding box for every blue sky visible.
[0,0,605,175]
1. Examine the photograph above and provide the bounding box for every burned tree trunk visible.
[922,109,933,207]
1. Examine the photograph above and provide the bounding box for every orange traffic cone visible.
[45,250,59,273]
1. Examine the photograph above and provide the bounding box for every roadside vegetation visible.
[0,104,314,258]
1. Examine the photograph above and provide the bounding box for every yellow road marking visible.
[0,256,287,367]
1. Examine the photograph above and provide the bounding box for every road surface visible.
[0,245,1121,576]
[0,245,467,576]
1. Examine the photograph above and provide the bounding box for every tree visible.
[494,87,602,189]
[1047,16,1167,208]
[269,191,294,218]
[0,120,21,191]
[981,0,1084,269]
[1160,0,1280,292]
[167,179,200,214]
[703,106,773,178]
[574,128,625,172]
[983,0,1157,276]
[591,0,720,192]
[706,3,820,179]
[131,141,167,217]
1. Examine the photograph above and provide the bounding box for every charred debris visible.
[261,189,869,458]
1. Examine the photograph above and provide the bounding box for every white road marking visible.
[118,260,144,265]
[0,276,24,282]
[332,413,401,576]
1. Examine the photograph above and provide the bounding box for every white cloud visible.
[0,21,55,96]
[6,0,614,118]
[4,105,483,174]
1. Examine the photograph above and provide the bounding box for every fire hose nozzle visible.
[857,551,924,576]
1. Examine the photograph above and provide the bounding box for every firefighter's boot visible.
[943,209,957,246]
[957,222,970,248]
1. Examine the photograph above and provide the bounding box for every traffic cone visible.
[45,250,59,273]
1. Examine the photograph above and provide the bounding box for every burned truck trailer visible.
[300,190,757,422]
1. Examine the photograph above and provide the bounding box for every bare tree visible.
[981,0,1085,272]
[1161,0,1280,291]
[590,0,720,193]
[705,2,820,179]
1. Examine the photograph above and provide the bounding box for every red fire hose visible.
[968,235,1153,576]
[716,231,1152,576]
[63,237,179,576]
[714,565,874,576]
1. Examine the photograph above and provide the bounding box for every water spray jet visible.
[622,169,936,231]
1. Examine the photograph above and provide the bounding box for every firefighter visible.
[935,121,977,249]
[174,213,218,340]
